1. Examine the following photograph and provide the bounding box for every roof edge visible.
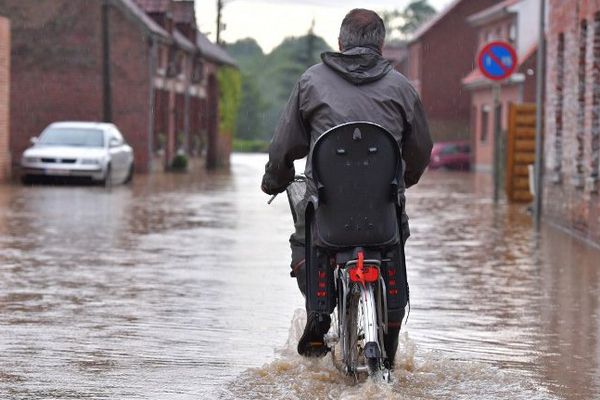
[467,0,519,27]
[409,0,462,44]
[110,0,172,44]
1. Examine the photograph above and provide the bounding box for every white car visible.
[21,122,134,185]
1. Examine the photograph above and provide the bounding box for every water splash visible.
[223,309,556,400]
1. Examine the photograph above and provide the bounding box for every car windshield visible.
[39,128,104,147]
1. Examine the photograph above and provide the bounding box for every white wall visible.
[510,0,541,58]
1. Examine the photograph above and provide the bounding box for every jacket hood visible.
[321,46,393,85]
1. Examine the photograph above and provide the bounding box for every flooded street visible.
[0,153,599,399]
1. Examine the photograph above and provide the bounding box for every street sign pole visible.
[477,41,517,204]
[493,83,501,204]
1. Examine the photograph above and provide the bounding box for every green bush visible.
[217,67,242,136]
[170,154,188,171]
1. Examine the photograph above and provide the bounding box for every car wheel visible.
[124,163,134,184]
[102,163,112,188]
[21,174,32,185]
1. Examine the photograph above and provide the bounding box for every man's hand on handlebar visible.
[261,173,289,196]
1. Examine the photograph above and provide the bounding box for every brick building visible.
[406,0,500,142]
[0,0,236,174]
[544,0,600,246]
[0,16,8,181]
[462,0,539,171]
[382,42,409,76]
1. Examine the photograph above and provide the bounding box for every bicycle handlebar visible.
[267,175,305,205]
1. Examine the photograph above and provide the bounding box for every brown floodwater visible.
[0,153,598,399]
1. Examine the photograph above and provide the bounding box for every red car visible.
[429,141,471,170]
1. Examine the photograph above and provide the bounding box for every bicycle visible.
[269,122,409,382]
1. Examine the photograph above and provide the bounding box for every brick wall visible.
[0,0,104,169]
[107,5,151,172]
[0,16,9,181]
[408,0,499,142]
[545,0,600,246]
[0,0,154,174]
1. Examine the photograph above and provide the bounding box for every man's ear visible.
[338,38,343,52]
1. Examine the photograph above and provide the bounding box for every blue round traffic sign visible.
[478,41,517,81]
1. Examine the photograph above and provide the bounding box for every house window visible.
[157,46,168,76]
[481,105,490,143]
[192,57,204,83]
[554,32,565,183]
[509,23,517,44]
[167,49,183,78]
[575,20,588,188]
[591,13,600,189]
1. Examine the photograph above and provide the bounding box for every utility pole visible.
[216,0,223,45]
[533,0,546,231]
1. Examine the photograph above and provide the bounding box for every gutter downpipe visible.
[533,0,546,231]
[102,0,113,122]
[147,37,158,173]
[183,56,192,156]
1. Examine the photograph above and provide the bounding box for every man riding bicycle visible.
[261,9,432,367]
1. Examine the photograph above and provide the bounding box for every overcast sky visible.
[195,0,454,53]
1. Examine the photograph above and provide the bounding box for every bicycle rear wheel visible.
[340,286,361,376]
[340,283,384,378]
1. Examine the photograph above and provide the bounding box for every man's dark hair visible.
[338,9,386,52]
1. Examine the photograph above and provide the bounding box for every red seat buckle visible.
[349,252,379,285]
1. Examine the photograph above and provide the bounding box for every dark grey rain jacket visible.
[262,46,433,234]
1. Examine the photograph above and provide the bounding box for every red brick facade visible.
[407,0,499,142]
[0,0,235,175]
[0,0,157,172]
[0,16,8,181]
[110,6,153,171]
[545,0,600,246]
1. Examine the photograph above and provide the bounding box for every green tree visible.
[382,0,437,42]
[226,38,264,72]
[227,31,331,143]
[261,34,330,139]
[401,0,436,35]
[381,9,403,43]
[235,73,266,140]
[216,67,242,135]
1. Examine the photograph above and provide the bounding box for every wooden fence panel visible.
[506,103,539,203]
